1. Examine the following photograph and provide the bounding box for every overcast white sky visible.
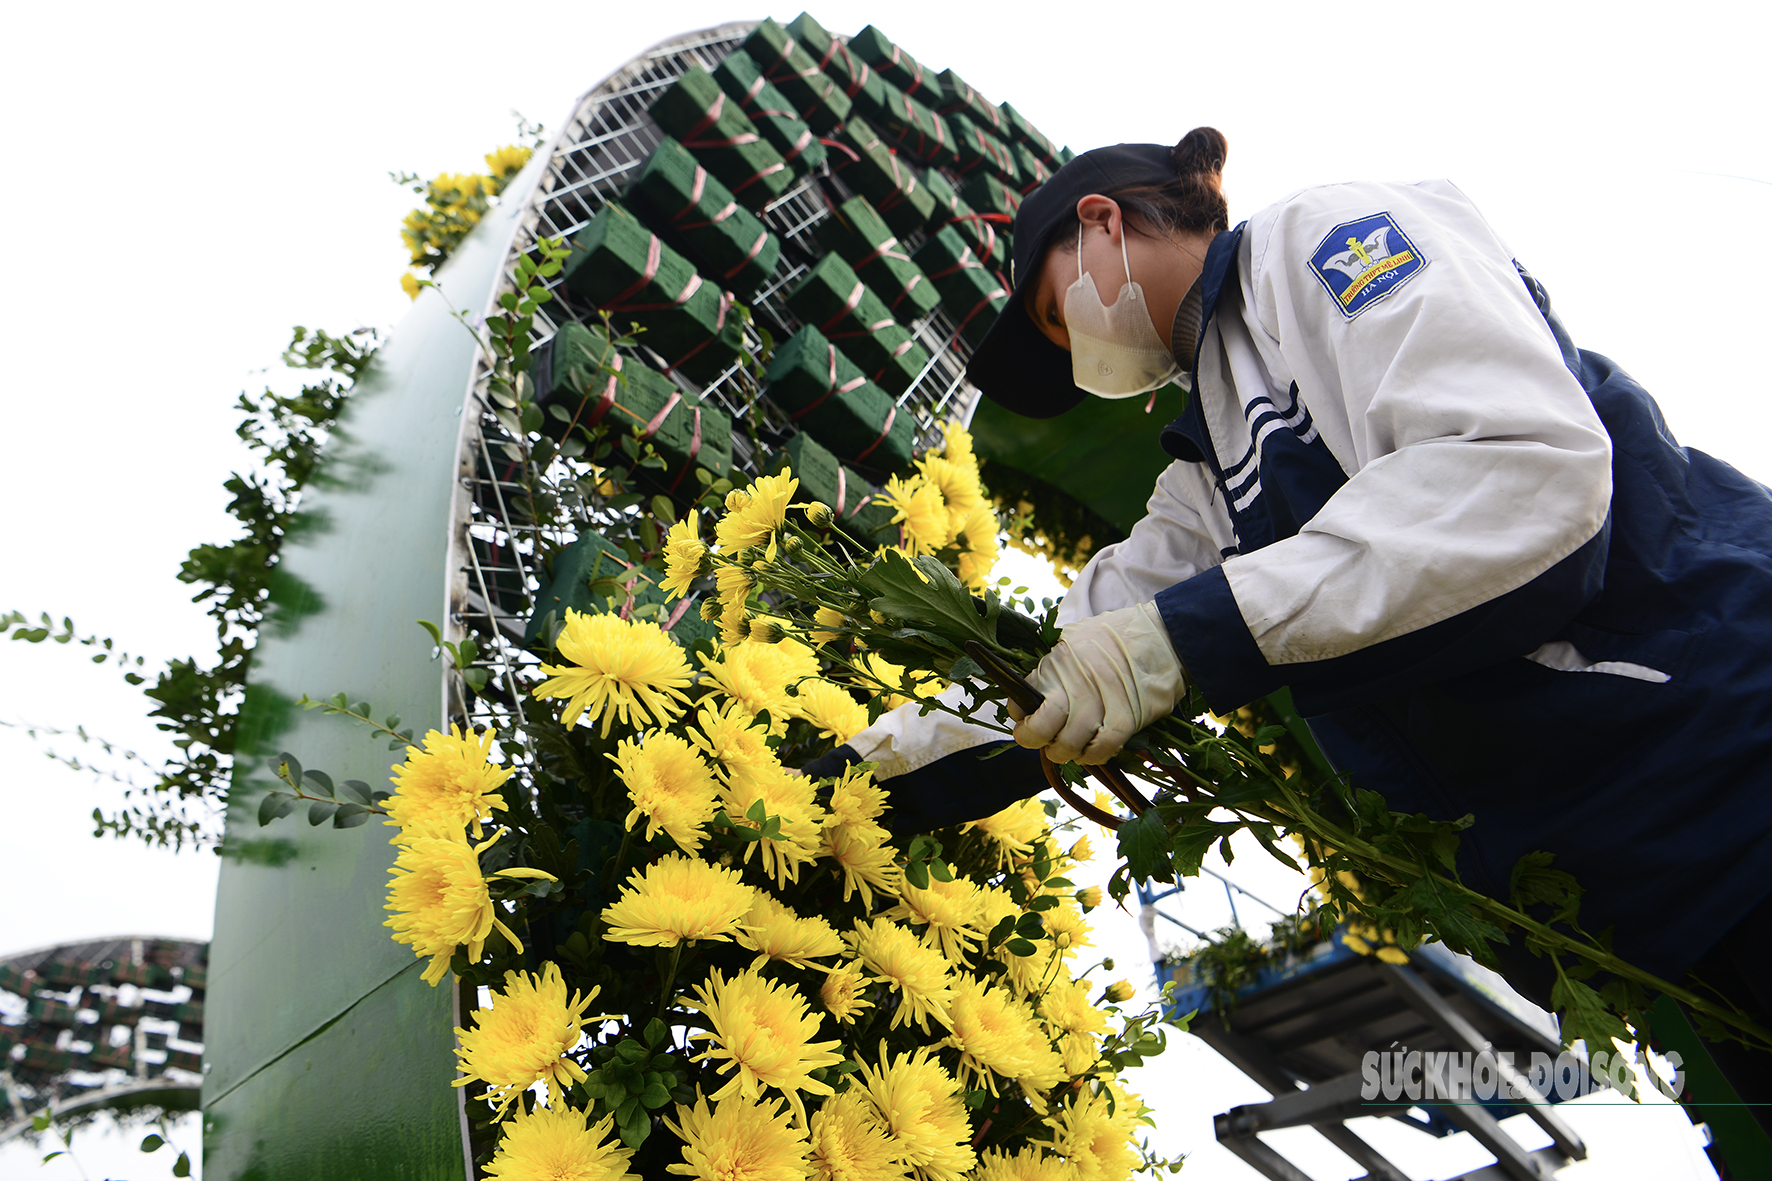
[2,1,1761,1176]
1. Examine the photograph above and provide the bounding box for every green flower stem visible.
[657,941,685,1019]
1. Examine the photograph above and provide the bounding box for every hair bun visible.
[1170,127,1228,177]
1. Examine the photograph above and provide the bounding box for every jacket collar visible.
[1160,223,1245,467]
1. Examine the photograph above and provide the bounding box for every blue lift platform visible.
[1138,880,1605,1181]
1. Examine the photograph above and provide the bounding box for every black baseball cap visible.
[965,142,1178,419]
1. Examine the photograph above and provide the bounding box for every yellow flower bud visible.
[1068,835,1095,863]
[803,501,834,529]
[1105,980,1135,1003]
[1376,946,1410,965]
[747,619,784,644]
[1075,885,1103,909]
[699,599,723,621]
[724,489,752,513]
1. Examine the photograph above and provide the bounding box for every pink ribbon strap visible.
[792,344,868,420]
[681,92,761,150]
[853,404,897,462]
[819,281,867,334]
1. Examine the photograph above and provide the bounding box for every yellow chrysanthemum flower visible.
[483,1103,637,1181]
[857,653,941,711]
[1047,1082,1144,1181]
[533,609,694,737]
[943,976,1064,1099]
[384,826,523,985]
[722,763,826,888]
[810,606,851,644]
[600,854,756,947]
[917,455,984,538]
[735,893,844,969]
[961,798,1045,869]
[714,564,757,646]
[684,968,843,1122]
[885,876,985,963]
[665,1092,812,1181]
[793,679,871,744]
[689,702,781,781]
[484,144,533,180]
[611,731,720,853]
[941,421,975,468]
[1057,1029,1100,1077]
[826,764,889,830]
[820,961,876,1024]
[385,725,511,839]
[971,1148,1069,1181]
[401,270,423,300]
[715,471,798,558]
[881,474,951,556]
[856,1044,975,1181]
[661,511,710,599]
[1068,835,1096,863]
[699,635,818,724]
[1036,976,1111,1040]
[808,1089,912,1181]
[454,962,598,1118]
[1003,941,1073,998]
[823,823,902,908]
[953,504,1001,590]
[848,919,953,1032]
[1038,899,1092,950]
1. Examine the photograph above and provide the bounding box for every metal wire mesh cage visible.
[444,21,993,740]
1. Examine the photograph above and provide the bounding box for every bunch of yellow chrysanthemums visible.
[399,144,534,299]
[374,422,1169,1181]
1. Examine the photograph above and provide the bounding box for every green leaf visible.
[904,859,930,891]
[650,495,677,526]
[416,619,443,646]
[1117,809,1175,883]
[857,549,1000,652]
[258,791,287,826]
[141,1134,166,1153]
[174,1151,192,1177]
[333,803,374,828]
[339,779,374,805]
[307,800,339,826]
[1005,937,1038,957]
[276,751,303,785]
[463,668,489,693]
[1510,850,1582,926]
[928,857,954,883]
[1550,974,1635,1091]
[303,769,335,796]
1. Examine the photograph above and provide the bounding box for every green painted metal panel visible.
[202,152,549,1178]
[969,385,1189,536]
[203,964,462,1181]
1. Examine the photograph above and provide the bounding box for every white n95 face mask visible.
[1063,224,1181,398]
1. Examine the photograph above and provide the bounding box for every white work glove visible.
[1007,601,1188,764]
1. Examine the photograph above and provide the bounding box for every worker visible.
[806,128,1772,1109]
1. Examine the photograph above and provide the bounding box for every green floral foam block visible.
[830,117,935,239]
[762,324,915,474]
[785,251,930,397]
[816,195,942,320]
[562,202,746,385]
[741,16,852,134]
[648,66,792,212]
[626,137,781,299]
[911,226,1010,348]
[711,49,828,177]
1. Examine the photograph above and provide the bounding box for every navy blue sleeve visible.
[801,742,1048,832]
[1156,522,1610,717]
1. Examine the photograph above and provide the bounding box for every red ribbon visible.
[792,344,868,420]
[819,281,868,334]
[854,404,897,462]
[720,232,770,281]
[559,352,622,441]
[730,161,788,194]
[855,235,909,268]
[662,290,733,376]
[682,93,760,150]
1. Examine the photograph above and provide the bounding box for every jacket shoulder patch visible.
[1308,212,1426,319]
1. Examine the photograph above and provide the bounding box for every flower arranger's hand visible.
[1007,602,1188,764]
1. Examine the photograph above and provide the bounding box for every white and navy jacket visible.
[809,180,1772,982]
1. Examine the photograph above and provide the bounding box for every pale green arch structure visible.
[201,20,1178,1180]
